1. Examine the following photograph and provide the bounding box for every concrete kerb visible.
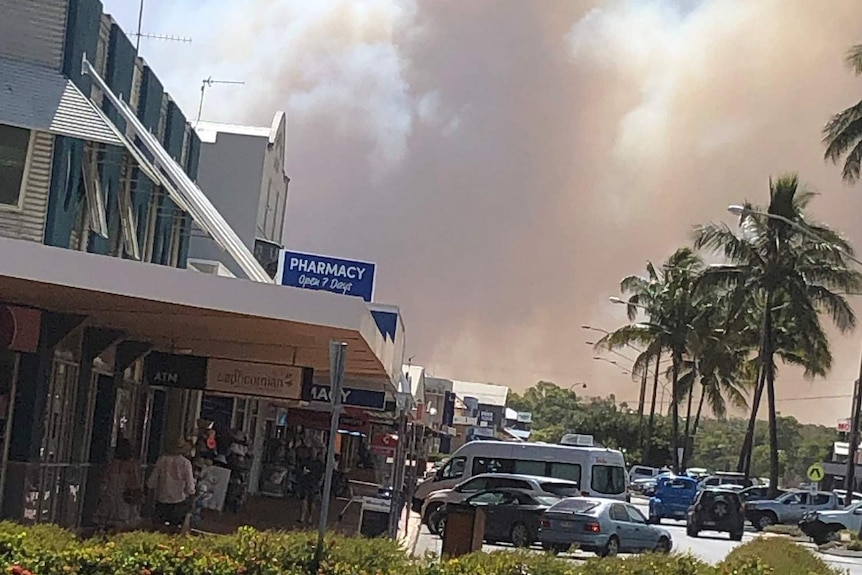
[398,510,423,556]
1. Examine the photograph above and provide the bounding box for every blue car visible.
[649,475,698,523]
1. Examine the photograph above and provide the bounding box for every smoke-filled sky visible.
[104,0,862,425]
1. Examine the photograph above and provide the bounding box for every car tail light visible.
[539,518,550,530]
[584,522,601,533]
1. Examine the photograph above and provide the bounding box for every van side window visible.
[472,457,515,475]
[548,462,582,485]
[442,456,467,479]
[513,460,546,476]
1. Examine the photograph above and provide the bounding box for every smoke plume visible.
[107,0,862,424]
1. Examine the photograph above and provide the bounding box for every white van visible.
[412,440,627,511]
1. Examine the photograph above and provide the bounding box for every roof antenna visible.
[195,77,245,126]
[134,0,192,52]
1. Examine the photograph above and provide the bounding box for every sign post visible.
[315,341,347,571]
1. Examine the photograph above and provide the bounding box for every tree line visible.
[520,42,862,493]
[507,381,835,485]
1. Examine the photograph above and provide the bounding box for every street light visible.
[582,325,643,353]
[728,203,862,500]
[586,340,635,363]
[593,356,632,375]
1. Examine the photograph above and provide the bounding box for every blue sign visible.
[302,383,386,410]
[279,250,376,302]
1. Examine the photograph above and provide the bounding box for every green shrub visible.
[720,537,843,575]
[0,521,844,575]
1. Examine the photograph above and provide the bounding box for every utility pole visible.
[844,377,862,506]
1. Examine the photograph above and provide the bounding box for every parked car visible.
[686,488,745,541]
[538,498,673,557]
[685,468,709,481]
[635,471,672,496]
[745,490,840,531]
[422,473,581,534]
[440,488,560,547]
[832,490,862,506]
[799,500,862,544]
[628,465,660,486]
[648,475,698,523]
[738,485,786,503]
[698,472,753,491]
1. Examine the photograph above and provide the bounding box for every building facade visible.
[191,114,289,279]
[0,0,201,527]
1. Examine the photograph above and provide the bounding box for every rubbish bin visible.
[441,503,485,558]
[359,496,392,538]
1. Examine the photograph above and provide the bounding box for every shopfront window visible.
[0,124,30,207]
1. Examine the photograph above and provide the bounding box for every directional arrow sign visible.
[807,462,825,482]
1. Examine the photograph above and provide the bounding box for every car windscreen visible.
[549,499,600,513]
[541,482,581,496]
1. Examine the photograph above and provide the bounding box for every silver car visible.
[538,498,673,557]
[421,473,581,535]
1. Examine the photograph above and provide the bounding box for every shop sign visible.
[278,250,376,302]
[206,358,311,400]
[370,432,398,455]
[289,408,370,435]
[302,383,386,410]
[479,410,495,423]
[839,419,851,433]
[452,415,477,426]
[144,351,207,389]
[516,412,532,424]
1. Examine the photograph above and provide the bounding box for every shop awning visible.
[0,56,122,146]
[0,237,398,382]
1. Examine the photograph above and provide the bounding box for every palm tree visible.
[824,44,862,183]
[599,248,705,473]
[694,174,862,494]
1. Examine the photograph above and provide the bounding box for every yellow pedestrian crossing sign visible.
[807,463,825,482]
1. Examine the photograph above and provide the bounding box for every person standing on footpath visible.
[297,447,324,525]
[147,439,196,531]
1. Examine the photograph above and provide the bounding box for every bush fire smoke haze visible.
[105,0,862,424]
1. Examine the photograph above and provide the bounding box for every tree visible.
[599,248,706,473]
[824,44,862,183]
[694,174,862,494]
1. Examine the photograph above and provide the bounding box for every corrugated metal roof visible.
[451,379,510,407]
[0,56,122,146]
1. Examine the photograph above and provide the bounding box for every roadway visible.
[413,500,862,574]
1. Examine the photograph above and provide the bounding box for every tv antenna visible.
[195,77,246,125]
[134,0,192,51]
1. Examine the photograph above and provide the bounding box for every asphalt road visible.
[413,501,862,574]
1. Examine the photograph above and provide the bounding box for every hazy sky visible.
[103,0,862,425]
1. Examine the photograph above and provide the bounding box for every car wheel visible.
[730,531,743,542]
[598,535,619,558]
[687,524,699,538]
[510,522,532,548]
[425,504,443,534]
[756,513,775,531]
[655,536,671,554]
[435,515,447,538]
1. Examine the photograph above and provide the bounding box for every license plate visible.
[703,521,716,527]
[557,520,576,531]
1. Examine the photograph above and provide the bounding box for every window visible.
[472,457,514,475]
[468,491,507,506]
[591,465,627,495]
[457,477,488,493]
[513,460,546,476]
[549,462,582,484]
[533,495,562,507]
[492,478,531,490]
[0,125,30,207]
[626,505,648,524]
[782,493,805,505]
[540,482,581,497]
[442,456,466,480]
[550,499,599,513]
[812,493,832,506]
[609,504,630,522]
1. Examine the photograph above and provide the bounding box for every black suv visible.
[686,488,744,541]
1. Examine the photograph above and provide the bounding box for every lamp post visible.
[728,204,862,502]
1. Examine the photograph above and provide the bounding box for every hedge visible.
[0,522,842,575]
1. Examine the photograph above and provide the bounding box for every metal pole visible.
[844,376,862,506]
[388,400,409,538]
[315,341,347,571]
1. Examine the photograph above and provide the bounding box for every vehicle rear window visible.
[534,495,562,507]
[550,499,600,513]
[591,465,626,495]
[540,482,580,496]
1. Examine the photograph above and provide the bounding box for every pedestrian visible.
[297,447,324,524]
[147,438,196,532]
[93,437,142,532]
